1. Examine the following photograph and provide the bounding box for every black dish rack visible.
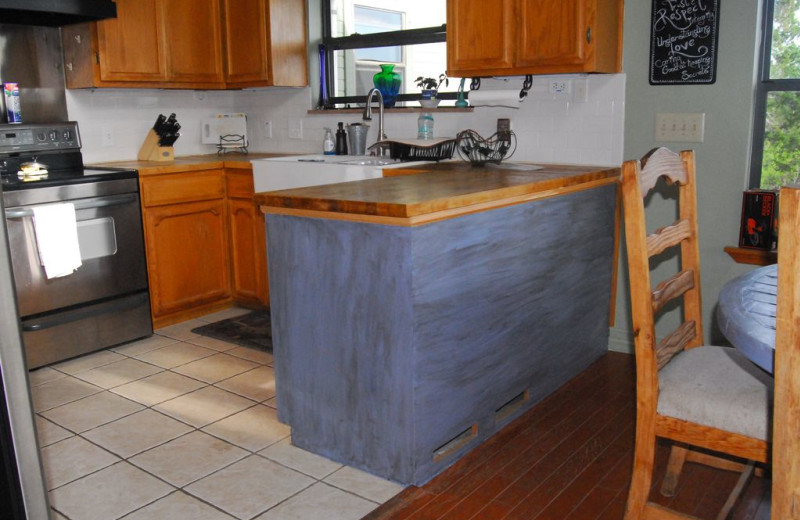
[370,138,457,162]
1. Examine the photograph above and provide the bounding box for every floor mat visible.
[191,311,272,352]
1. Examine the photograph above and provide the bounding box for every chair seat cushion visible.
[658,346,773,440]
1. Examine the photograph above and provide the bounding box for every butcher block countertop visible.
[92,153,285,175]
[255,161,620,226]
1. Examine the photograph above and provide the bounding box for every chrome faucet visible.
[363,88,387,155]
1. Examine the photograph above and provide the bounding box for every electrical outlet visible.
[497,117,511,139]
[497,118,511,134]
[264,121,273,139]
[288,118,303,139]
[101,125,114,147]
[655,113,706,142]
[549,80,570,96]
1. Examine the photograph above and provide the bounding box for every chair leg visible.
[624,432,656,520]
[714,462,754,520]
[661,445,688,497]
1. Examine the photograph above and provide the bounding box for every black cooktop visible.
[0,122,138,192]
[1,167,138,191]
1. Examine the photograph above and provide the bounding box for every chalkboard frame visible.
[649,0,720,85]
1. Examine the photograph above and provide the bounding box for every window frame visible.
[319,0,448,108]
[750,0,800,188]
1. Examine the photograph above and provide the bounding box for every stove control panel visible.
[0,122,81,154]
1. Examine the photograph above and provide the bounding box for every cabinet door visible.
[162,0,224,85]
[229,198,269,306]
[144,199,231,319]
[223,0,269,85]
[516,0,591,69]
[446,0,514,76]
[96,0,167,82]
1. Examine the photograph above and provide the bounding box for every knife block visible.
[138,130,174,162]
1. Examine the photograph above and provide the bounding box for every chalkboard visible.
[649,0,720,85]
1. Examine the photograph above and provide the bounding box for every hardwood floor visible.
[365,352,771,520]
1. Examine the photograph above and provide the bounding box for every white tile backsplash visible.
[67,75,625,167]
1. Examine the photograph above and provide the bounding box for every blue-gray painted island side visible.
[266,183,617,485]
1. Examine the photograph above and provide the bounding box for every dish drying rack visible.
[455,129,517,166]
[369,138,457,162]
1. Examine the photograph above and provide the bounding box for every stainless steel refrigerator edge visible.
[0,188,49,519]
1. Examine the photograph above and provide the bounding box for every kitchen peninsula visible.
[255,162,620,485]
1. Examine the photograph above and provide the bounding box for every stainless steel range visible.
[1,122,152,369]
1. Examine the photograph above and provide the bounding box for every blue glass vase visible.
[372,64,401,108]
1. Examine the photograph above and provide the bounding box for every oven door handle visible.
[4,194,138,219]
[21,292,150,332]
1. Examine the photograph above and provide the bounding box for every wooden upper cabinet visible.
[96,0,166,82]
[63,0,307,89]
[516,0,588,68]
[447,0,622,77]
[162,0,224,85]
[223,0,309,87]
[446,0,514,74]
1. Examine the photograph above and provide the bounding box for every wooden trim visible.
[609,181,621,326]
[260,176,618,227]
[655,415,769,464]
[723,246,777,265]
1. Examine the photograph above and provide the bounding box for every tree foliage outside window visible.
[755,0,800,189]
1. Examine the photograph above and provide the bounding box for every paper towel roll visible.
[467,89,523,108]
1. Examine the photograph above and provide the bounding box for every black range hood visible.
[0,0,116,27]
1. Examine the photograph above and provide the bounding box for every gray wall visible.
[611,0,764,351]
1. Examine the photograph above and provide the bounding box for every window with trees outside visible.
[751,0,800,189]
[320,0,461,108]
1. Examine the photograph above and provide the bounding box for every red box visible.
[738,190,777,250]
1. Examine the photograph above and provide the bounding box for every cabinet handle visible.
[586,27,592,44]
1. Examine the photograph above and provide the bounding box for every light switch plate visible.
[655,113,705,142]
[289,118,303,139]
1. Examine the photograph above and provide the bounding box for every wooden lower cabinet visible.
[140,167,267,328]
[144,199,232,326]
[227,169,269,307]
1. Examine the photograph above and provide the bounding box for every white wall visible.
[69,74,625,167]
[611,0,764,352]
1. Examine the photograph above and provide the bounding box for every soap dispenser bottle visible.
[335,122,348,155]
[323,128,335,155]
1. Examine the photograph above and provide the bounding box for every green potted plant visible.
[415,73,449,107]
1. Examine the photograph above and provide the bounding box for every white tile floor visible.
[29,307,404,520]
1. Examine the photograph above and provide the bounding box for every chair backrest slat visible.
[639,147,688,195]
[646,219,692,257]
[656,320,697,370]
[652,269,695,315]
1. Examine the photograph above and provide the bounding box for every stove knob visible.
[62,130,72,141]
[36,132,46,142]
[48,130,58,141]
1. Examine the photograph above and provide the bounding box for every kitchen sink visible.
[252,154,422,193]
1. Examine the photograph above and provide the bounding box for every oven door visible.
[4,181,148,318]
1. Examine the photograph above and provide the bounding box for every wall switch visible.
[655,113,706,142]
[101,125,114,147]
[288,118,303,139]
[573,78,589,103]
[264,121,273,139]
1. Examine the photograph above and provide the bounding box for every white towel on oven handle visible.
[31,203,82,279]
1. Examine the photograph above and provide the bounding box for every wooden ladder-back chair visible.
[621,148,773,520]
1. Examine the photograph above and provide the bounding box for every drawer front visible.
[142,169,225,207]
[226,171,255,199]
